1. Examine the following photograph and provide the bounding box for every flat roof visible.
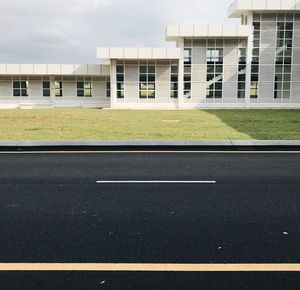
[229,0,300,18]
[0,64,110,76]
[97,47,181,60]
[165,25,252,41]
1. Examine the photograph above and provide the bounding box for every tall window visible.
[116,65,125,99]
[274,17,293,99]
[13,81,28,97]
[55,81,63,97]
[43,81,50,97]
[139,62,155,99]
[106,78,111,98]
[238,48,247,99]
[77,81,92,97]
[183,48,192,99]
[170,63,178,99]
[206,47,223,99]
[251,15,261,99]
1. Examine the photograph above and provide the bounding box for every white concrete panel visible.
[125,83,139,100]
[101,65,110,76]
[166,48,181,59]
[260,66,275,82]
[74,64,88,75]
[124,48,139,59]
[88,65,101,76]
[237,26,252,37]
[61,64,75,75]
[228,0,300,18]
[192,66,206,82]
[20,64,34,74]
[48,64,61,75]
[34,64,47,75]
[258,82,274,99]
[180,25,194,37]
[223,25,237,36]
[194,26,208,37]
[224,66,238,82]
[157,66,170,82]
[110,48,124,59]
[0,81,12,98]
[292,65,300,80]
[93,81,106,98]
[138,48,152,59]
[208,25,223,36]
[281,0,297,9]
[0,64,6,74]
[6,64,20,74]
[266,0,281,9]
[193,48,206,64]
[191,82,206,99]
[224,47,239,65]
[153,48,167,59]
[223,82,238,99]
[238,0,252,10]
[63,81,76,98]
[156,83,170,100]
[252,0,266,9]
[291,83,300,99]
[29,81,42,100]
[125,66,138,82]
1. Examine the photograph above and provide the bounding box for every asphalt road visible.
[0,152,299,289]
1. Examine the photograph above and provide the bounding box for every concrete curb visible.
[0,140,299,151]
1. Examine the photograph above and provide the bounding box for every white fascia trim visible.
[165,25,252,41]
[228,0,300,18]
[0,64,110,76]
[97,47,181,60]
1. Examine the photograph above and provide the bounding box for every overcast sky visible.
[0,0,238,64]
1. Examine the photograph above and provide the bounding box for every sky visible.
[0,0,238,64]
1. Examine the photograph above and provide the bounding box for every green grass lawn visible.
[0,109,299,140]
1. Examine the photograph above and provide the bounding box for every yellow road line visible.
[0,264,299,272]
[0,151,300,154]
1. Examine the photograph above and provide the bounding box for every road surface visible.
[0,151,299,289]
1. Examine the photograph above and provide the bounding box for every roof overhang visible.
[0,64,110,76]
[97,47,181,60]
[228,0,300,18]
[166,25,252,41]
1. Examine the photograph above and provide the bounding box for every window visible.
[184,48,192,65]
[275,18,293,99]
[183,47,192,99]
[206,49,223,63]
[77,81,92,97]
[238,48,247,98]
[206,46,223,99]
[13,81,28,97]
[139,62,155,99]
[55,81,63,97]
[116,65,125,99]
[251,81,258,99]
[43,81,50,97]
[251,19,261,98]
[170,64,178,99]
[106,78,111,98]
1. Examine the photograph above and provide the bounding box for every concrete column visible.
[177,38,184,109]
[245,12,253,109]
[49,76,56,106]
[110,59,117,109]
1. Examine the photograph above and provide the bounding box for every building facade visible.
[0,0,300,109]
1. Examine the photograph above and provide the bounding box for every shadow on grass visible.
[203,109,300,140]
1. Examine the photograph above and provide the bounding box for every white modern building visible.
[1,0,300,109]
